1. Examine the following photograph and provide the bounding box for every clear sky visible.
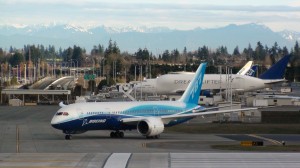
[1,0,300,31]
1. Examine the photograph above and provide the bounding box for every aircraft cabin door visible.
[77,107,85,120]
[153,106,159,116]
[105,108,111,119]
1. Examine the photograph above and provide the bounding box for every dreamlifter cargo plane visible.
[51,63,256,140]
[135,55,290,95]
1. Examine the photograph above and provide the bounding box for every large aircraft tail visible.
[237,61,253,75]
[245,65,258,77]
[179,63,207,104]
[259,55,291,80]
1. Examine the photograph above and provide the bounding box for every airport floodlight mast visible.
[69,59,78,83]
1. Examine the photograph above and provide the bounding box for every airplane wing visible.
[175,90,185,94]
[263,79,287,84]
[196,104,233,112]
[121,107,257,125]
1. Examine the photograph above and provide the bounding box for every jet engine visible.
[137,117,164,137]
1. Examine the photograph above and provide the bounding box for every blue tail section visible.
[245,65,258,77]
[179,63,207,104]
[259,55,290,80]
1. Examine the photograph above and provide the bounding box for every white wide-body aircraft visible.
[51,63,256,140]
[135,55,290,95]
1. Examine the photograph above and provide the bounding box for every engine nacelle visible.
[137,117,164,136]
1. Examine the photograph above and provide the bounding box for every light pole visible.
[69,60,75,77]
[71,59,78,78]
[8,64,11,85]
[61,62,68,76]
[91,58,95,76]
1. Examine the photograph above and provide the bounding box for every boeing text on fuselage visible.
[175,79,221,85]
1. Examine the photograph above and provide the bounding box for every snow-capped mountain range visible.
[0,23,298,53]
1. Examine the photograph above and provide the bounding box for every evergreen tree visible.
[72,45,83,67]
[9,52,24,66]
[171,49,179,63]
[254,41,265,60]
[233,46,240,56]
[162,50,170,62]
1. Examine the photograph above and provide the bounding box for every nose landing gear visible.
[65,134,72,140]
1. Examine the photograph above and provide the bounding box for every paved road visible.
[1,153,300,168]
[1,105,300,167]
[0,105,233,153]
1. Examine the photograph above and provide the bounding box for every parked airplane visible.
[135,55,290,95]
[236,61,253,75]
[51,63,256,140]
[134,60,254,95]
[245,65,258,77]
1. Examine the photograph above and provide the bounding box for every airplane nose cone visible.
[51,123,61,129]
[51,117,62,130]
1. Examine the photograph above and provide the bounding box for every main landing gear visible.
[146,135,160,139]
[65,134,72,140]
[110,131,124,138]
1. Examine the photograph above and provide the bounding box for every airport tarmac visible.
[1,105,300,167]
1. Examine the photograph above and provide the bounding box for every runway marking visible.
[103,153,131,168]
[247,134,282,145]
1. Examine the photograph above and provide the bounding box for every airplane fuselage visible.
[135,74,266,95]
[51,101,201,134]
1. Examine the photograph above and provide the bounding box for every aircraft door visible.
[153,106,159,116]
[105,108,111,119]
[76,107,85,120]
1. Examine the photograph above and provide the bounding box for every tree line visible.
[1,40,300,85]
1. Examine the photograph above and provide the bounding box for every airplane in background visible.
[51,63,256,140]
[245,65,258,77]
[134,55,290,95]
[236,61,253,75]
[134,60,254,95]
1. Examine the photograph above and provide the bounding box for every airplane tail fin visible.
[245,65,258,77]
[237,61,253,75]
[179,63,207,104]
[259,55,290,79]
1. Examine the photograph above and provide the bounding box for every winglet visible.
[259,55,290,79]
[178,63,207,104]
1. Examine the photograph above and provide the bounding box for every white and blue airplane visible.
[51,63,256,140]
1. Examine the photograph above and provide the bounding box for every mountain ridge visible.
[0,23,298,53]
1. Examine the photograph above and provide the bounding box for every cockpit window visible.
[56,112,69,116]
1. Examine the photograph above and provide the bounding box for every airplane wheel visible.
[110,132,116,138]
[65,135,72,140]
[154,135,160,139]
[119,132,124,138]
